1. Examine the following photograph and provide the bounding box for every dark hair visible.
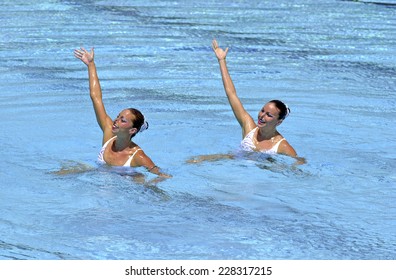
[126,108,148,138]
[269,100,290,120]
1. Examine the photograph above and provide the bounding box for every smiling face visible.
[112,109,136,135]
[257,102,282,128]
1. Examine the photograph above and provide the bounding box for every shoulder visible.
[102,134,116,146]
[130,148,155,168]
[102,127,115,145]
[242,123,257,138]
[277,139,297,157]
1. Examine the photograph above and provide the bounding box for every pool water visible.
[0,0,395,259]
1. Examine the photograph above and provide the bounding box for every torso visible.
[97,136,141,167]
[240,127,285,154]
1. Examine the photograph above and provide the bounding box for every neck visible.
[113,134,131,151]
[257,127,278,141]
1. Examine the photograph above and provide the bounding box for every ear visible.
[129,127,138,136]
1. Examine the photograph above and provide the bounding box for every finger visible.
[225,47,229,55]
[75,48,85,54]
[73,50,82,58]
[212,39,218,50]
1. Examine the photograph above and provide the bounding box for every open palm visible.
[74,47,94,65]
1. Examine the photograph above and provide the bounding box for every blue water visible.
[0,0,395,260]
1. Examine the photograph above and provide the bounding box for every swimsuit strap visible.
[98,136,117,163]
[271,138,285,153]
[247,127,258,138]
[102,136,117,150]
[123,148,142,167]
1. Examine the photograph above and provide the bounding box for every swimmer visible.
[188,40,305,164]
[74,47,171,177]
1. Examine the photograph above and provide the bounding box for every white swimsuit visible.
[240,128,285,155]
[97,136,141,167]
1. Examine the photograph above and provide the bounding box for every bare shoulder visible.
[242,119,257,138]
[131,148,154,168]
[278,139,297,157]
[102,126,115,145]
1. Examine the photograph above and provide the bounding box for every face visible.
[257,102,282,128]
[112,109,136,134]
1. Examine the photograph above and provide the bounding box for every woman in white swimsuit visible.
[74,47,171,177]
[188,40,304,164]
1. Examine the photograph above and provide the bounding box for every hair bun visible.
[284,103,290,119]
[139,120,149,133]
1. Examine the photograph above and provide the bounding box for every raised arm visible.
[74,47,113,143]
[212,39,256,137]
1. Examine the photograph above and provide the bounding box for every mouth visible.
[258,118,265,125]
[112,124,119,131]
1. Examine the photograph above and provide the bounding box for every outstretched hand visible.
[212,39,228,61]
[74,47,94,66]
